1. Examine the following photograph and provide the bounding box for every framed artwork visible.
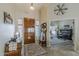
[4,12,13,24]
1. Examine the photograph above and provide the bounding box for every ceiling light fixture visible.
[30,3,35,10]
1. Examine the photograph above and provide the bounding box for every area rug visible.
[24,43,47,56]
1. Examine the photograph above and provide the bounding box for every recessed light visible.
[30,3,35,10]
[30,6,35,10]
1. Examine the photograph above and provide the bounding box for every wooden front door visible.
[24,18,35,44]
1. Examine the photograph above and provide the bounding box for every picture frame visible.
[4,12,13,24]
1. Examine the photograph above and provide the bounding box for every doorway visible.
[24,18,35,44]
[50,19,74,50]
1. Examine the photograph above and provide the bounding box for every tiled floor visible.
[24,43,46,56]
[23,40,79,56]
[41,40,79,56]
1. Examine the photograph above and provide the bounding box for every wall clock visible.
[54,4,68,15]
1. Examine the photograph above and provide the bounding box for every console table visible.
[4,42,22,56]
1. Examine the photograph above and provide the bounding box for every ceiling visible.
[14,3,46,11]
[0,3,48,13]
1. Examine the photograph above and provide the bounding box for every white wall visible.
[0,24,15,55]
[0,4,15,55]
[40,6,48,24]
[0,4,15,23]
[47,4,79,20]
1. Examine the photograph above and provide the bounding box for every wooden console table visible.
[4,42,22,56]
